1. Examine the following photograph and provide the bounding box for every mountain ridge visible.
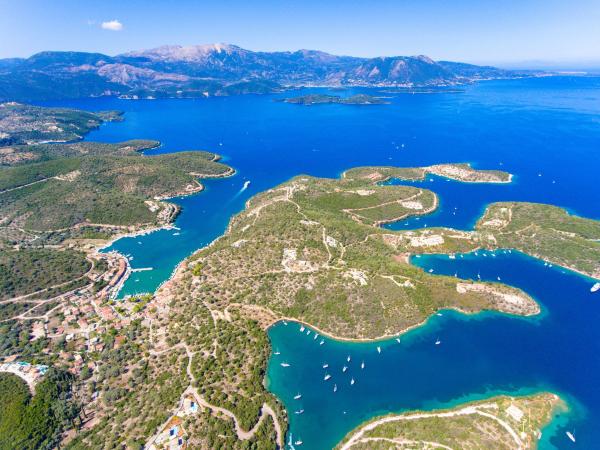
[0,43,546,101]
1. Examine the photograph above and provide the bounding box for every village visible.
[1,249,147,379]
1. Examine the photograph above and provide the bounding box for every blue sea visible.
[42,76,600,449]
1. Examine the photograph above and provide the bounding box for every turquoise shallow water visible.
[43,77,600,296]
[267,251,598,449]
[40,76,600,448]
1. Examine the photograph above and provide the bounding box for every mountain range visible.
[0,43,545,101]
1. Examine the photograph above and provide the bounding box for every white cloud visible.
[101,20,123,31]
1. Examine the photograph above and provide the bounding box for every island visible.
[280,94,389,105]
[337,393,564,450]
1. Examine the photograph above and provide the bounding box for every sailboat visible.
[566,431,576,442]
[324,374,331,381]
[435,338,441,345]
[294,393,302,400]
[342,366,347,373]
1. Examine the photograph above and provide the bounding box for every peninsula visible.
[337,393,564,450]
[3,154,598,448]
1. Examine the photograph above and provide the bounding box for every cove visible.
[39,76,600,297]
[266,251,599,449]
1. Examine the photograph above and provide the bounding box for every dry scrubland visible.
[337,393,564,450]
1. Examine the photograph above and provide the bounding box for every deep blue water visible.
[40,76,600,448]
[267,251,598,449]
[43,76,600,295]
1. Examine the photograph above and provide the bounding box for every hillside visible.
[0,44,543,101]
[0,103,122,146]
[0,147,232,232]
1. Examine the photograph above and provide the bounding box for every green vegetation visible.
[183,170,536,341]
[345,163,512,183]
[336,393,564,450]
[0,249,90,300]
[0,102,122,146]
[0,139,159,167]
[2,161,596,449]
[0,369,79,450]
[67,322,190,449]
[0,147,232,231]
[281,94,389,105]
[476,202,600,277]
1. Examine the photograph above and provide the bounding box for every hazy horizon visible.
[1,0,599,68]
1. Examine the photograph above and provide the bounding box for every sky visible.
[1,0,599,67]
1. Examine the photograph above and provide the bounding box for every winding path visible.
[145,343,284,449]
[339,403,523,450]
